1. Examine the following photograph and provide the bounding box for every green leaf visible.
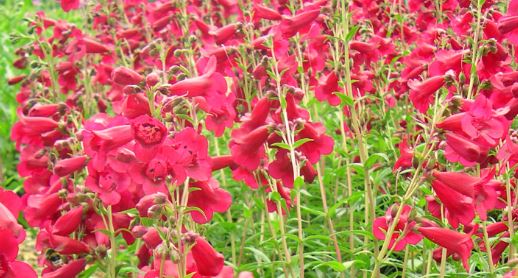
[245,247,272,263]
[345,25,360,42]
[313,260,355,272]
[293,138,313,148]
[271,142,291,150]
[365,153,389,169]
[79,264,99,278]
[337,93,354,107]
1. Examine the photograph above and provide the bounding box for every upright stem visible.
[316,163,344,276]
[339,4,378,273]
[270,42,304,277]
[466,0,483,99]
[481,221,495,274]
[107,205,117,278]
[439,248,447,277]
[505,164,516,260]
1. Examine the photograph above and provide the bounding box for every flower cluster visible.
[5,0,518,276]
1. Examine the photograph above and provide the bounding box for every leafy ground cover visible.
[1,0,518,277]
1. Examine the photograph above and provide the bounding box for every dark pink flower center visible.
[99,172,118,191]
[146,160,167,182]
[135,123,164,145]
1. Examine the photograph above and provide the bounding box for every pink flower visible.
[372,204,422,251]
[433,170,499,220]
[0,229,37,278]
[444,132,486,166]
[230,125,270,171]
[42,259,86,278]
[191,236,225,276]
[54,155,88,177]
[408,75,445,113]
[431,179,475,228]
[60,0,80,12]
[111,66,144,86]
[418,226,475,271]
[315,72,341,106]
[188,179,232,224]
[52,206,84,236]
[24,192,63,228]
[170,128,212,182]
[393,136,413,172]
[85,164,130,205]
[131,115,167,162]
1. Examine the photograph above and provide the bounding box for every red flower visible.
[42,259,86,278]
[296,122,334,164]
[85,164,130,205]
[433,170,499,220]
[52,206,84,236]
[430,179,475,228]
[408,75,445,113]
[24,192,64,228]
[230,125,270,171]
[0,189,24,241]
[393,136,413,172]
[418,226,475,271]
[188,179,232,224]
[444,132,485,166]
[0,229,37,278]
[54,155,88,177]
[111,67,144,86]
[191,235,225,276]
[253,4,282,21]
[60,0,80,12]
[315,71,341,106]
[131,115,167,162]
[372,204,422,251]
[170,128,212,182]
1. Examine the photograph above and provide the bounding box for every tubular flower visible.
[418,226,475,272]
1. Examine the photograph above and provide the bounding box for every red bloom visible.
[230,125,270,171]
[132,115,167,162]
[85,164,130,205]
[372,204,422,251]
[315,72,341,106]
[61,0,80,12]
[42,259,86,278]
[191,236,225,276]
[433,170,499,220]
[0,229,37,278]
[54,155,88,176]
[253,4,282,21]
[52,206,84,236]
[431,179,475,228]
[408,75,445,113]
[393,136,413,172]
[111,67,144,86]
[24,192,63,228]
[444,132,485,166]
[170,128,212,182]
[0,189,24,241]
[188,179,232,224]
[418,226,475,271]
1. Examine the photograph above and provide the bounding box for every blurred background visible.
[0,0,75,191]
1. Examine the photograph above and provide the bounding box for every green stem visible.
[107,205,117,278]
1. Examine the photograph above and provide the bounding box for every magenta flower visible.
[418,226,475,271]
[187,179,232,224]
[408,75,445,113]
[131,115,167,162]
[433,170,499,220]
[430,179,475,228]
[373,204,422,251]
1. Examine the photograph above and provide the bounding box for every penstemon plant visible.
[2,0,518,277]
